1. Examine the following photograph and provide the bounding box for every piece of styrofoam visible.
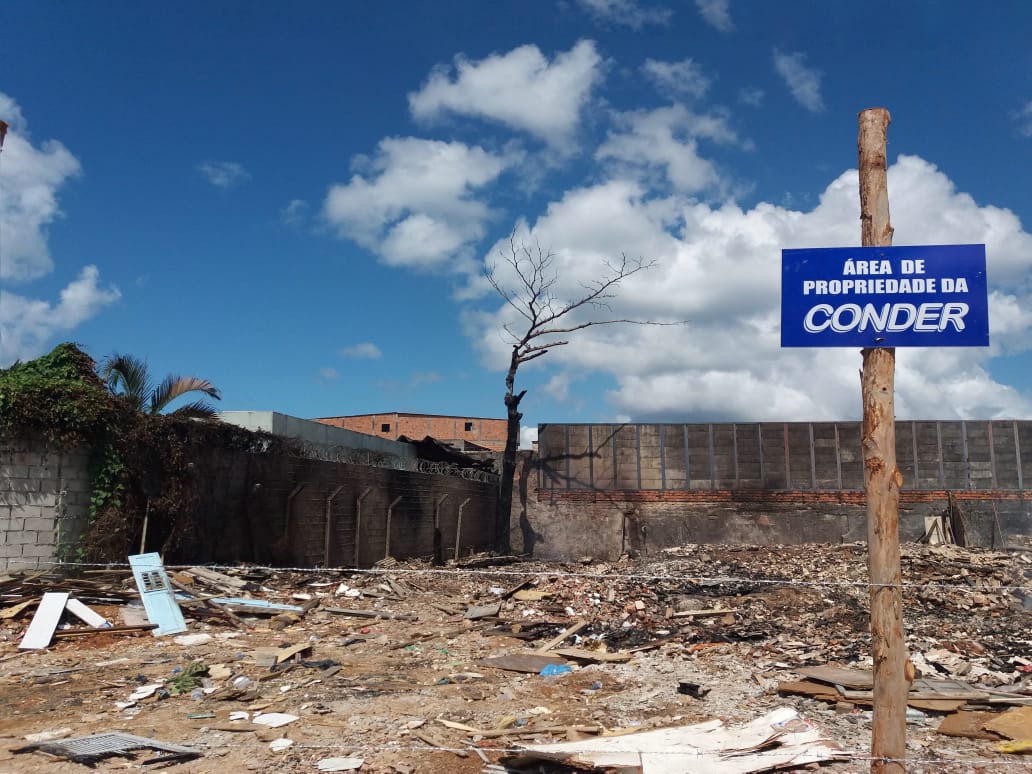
[19,592,70,649]
[64,598,110,628]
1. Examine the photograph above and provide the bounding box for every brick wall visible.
[0,437,91,571]
[316,414,508,451]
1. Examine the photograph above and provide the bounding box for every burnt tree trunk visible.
[495,345,524,555]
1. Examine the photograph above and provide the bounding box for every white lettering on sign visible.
[802,278,940,295]
[842,259,893,275]
[803,302,969,334]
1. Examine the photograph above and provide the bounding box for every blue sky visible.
[2,1,1031,444]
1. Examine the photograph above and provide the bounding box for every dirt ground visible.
[2,542,1031,773]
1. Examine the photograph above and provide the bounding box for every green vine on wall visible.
[1,343,297,563]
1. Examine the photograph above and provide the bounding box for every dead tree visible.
[487,234,659,554]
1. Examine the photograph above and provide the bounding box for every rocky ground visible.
[1,542,1031,773]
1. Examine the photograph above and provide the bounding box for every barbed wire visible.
[19,558,1032,595]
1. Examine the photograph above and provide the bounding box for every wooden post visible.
[858,107,908,774]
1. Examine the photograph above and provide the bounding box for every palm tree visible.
[100,354,221,418]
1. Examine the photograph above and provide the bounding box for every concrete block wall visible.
[538,420,1032,493]
[163,447,498,569]
[0,437,91,571]
[517,420,1032,559]
[317,413,508,452]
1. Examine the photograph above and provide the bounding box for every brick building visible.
[313,413,508,452]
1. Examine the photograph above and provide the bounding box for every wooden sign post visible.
[858,107,908,773]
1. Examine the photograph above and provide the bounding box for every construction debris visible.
[12,731,200,766]
[1,542,1031,772]
[513,706,847,773]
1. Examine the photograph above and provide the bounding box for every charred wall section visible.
[1,435,497,569]
[158,450,497,568]
[516,420,1032,559]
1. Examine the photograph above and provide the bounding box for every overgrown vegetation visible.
[0,343,294,562]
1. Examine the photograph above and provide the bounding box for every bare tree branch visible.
[489,232,679,554]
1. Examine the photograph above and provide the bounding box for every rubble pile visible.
[0,542,1030,773]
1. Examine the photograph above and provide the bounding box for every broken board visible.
[936,711,1004,740]
[18,592,69,650]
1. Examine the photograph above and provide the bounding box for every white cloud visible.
[694,0,733,32]
[575,0,672,29]
[197,160,250,189]
[641,58,711,100]
[520,424,539,449]
[470,155,1032,423]
[738,87,764,107]
[339,342,382,359]
[772,49,824,112]
[408,41,604,148]
[596,104,744,194]
[0,266,120,365]
[0,94,119,365]
[1013,99,1032,137]
[317,366,340,382]
[323,137,514,269]
[280,199,308,227]
[0,93,82,282]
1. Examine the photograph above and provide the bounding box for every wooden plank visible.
[536,620,588,653]
[796,665,872,689]
[19,592,69,649]
[551,648,631,663]
[322,607,418,621]
[53,624,157,638]
[0,599,35,620]
[936,710,1004,740]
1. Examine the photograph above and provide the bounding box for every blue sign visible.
[781,244,989,347]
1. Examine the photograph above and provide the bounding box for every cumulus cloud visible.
[1,266,120,365]
[197,160,250,189]
[694,0,733,32]
[469,155,1032,422]
[0,93,119,365]
[641,58,711,100]
[323,137,514,270]
[338,342,383,359]
[773,49,824,112]
[0,93,81,282]
[408,41,604,148]
[596,104,745,194]
[575,0,672,29]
